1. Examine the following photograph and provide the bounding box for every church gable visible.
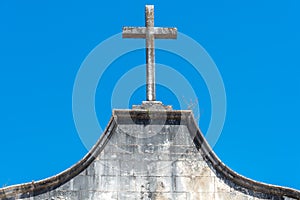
[1,109,298,199]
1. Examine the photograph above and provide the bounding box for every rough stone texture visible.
[0,108,299,200]
[122,5,177,101]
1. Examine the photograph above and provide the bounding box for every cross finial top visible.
[122,5,177,101]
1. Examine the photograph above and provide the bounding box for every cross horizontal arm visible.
[154,27,177,39]
[122,27,177,39]
[122,27,146,38]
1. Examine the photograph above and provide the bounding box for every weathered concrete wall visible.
[1,109,299,200]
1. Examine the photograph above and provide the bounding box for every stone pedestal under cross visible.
[122,5,177,101]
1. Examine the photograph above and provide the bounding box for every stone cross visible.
[122,5,177,101]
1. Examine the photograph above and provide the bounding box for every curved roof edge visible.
[0,117,117,199]
[0,109,299,199]
[185,111,300,199]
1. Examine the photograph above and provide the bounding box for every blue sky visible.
[0,0,299,190]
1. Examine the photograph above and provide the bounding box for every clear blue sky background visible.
[0,0,299,190]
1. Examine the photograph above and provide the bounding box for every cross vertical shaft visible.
[145,5,155,101]
[122,5,177,101]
